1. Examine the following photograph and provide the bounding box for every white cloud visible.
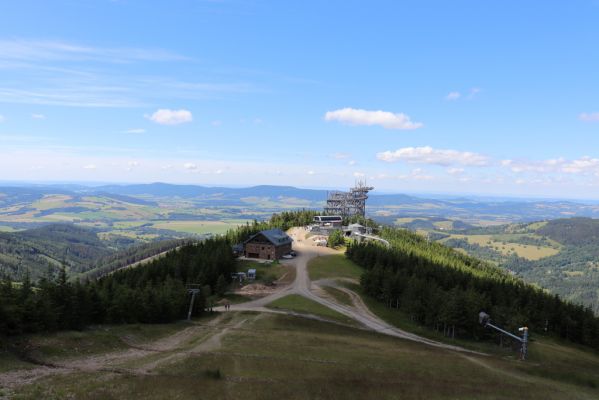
[353,172,365,178]
[0,114,4,122]
[562,157,599,174]
[307,170,316,175]
[468,87,481,99]
[501,158,565,173]
[447,167,465,175]
[31,113,45,119]
[445,91,461,101]
[83,164,96,170]
[211,120,222,126]
[579,112,599,122]
[0,39,186,63]
[398,168,434,181]
[377,146,489,166]
[124,128,146,134]
[147,109,193,125]
[183,162,198,170]
[348,160,357,166]
[500,156,599,176]
[324,107,423,130]
[127,161,140,171]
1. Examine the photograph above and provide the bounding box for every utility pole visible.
[479,311,529,360]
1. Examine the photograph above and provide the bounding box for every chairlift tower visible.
[187,284,201,321]
[479,311,529,360]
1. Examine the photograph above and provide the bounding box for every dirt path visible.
[219,227,484,355]
[0,314,246,390]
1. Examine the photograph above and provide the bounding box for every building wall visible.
[274,243,292,259]
[244,242,292,260]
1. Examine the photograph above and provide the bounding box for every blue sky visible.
[1,0,599,198]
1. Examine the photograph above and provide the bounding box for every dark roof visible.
[314,215,343,222]
[244,228,292,246]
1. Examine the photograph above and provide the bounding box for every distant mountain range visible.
[3,183,599,226]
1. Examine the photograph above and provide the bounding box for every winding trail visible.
[220,227,484,355]
[0,227,485,392]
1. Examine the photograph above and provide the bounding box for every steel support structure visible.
[324,181,374,218]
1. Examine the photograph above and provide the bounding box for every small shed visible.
[247,268,257,280]
[345,223,366,236]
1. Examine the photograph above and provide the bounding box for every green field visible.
[236,260,294,284]
[5,313,599,399]
[441,234,560,260]
[267,294,355,324]
[322,286,353,306]
[308,254,364,281]
[151,220,249,235]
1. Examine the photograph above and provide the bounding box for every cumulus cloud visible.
[124,128,145,134]
[377,146,489,166]
[147,109,193,125]
[307,170,316,175]
[445,91,461,101]
[324,107,423,130]
[83,164,96,170]
[348,160,357,166]
[579,112,599,122]
[562,157,599,174]
[31,113,45,119]
[183,162,198,170]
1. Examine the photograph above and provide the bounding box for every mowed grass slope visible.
[308,254,363,281]
[8,313,599,400]
[267,294,355,325]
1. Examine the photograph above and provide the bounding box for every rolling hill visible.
[406,217,599,313]
[0,224,112,280]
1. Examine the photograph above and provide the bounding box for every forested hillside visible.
[0,224,112,280]
[0,238,235,335]
[349,226,599,350]
[0,210,317,336]
[415,217,599,313]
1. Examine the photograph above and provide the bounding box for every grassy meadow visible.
[307,254,363,281]
[4,312,599,400]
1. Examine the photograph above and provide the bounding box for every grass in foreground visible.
[10,313,599,400]
[267,294,355,325]
[308,254,363,281]
[322,285,353,306]
[236,260,293,284]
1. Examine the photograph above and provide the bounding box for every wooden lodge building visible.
[243,229,293,260]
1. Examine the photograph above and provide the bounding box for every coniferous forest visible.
[349,227,599,349]
[2,210,599,353]
[0,210,318,336]
[0,239,235,335]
